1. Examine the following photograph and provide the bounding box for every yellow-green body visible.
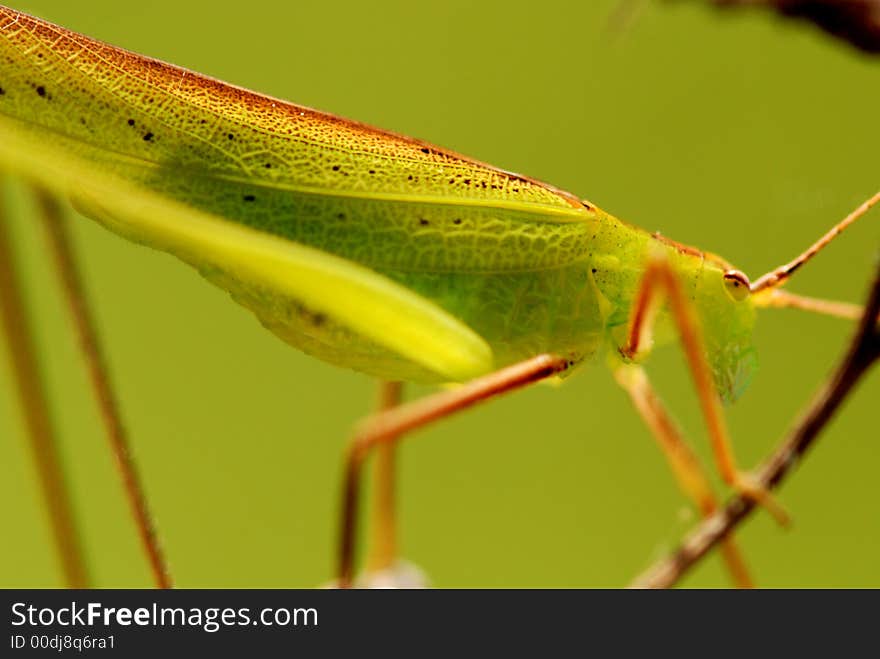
[0,6,756,397]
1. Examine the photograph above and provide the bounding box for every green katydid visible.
[0,5,876,589]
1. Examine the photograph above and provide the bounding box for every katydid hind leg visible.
[32,186,172,589]
[0,180,90,587]
[337,354,569,588]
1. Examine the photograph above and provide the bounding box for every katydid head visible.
[722,270,751,302]
[636,237,759,402]
[694,261,758,403]
[696,190,879,400]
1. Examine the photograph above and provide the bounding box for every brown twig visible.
[0,184,91,587]
[33,188,173,589]
[632,256,880,588]
[707,0,880,54]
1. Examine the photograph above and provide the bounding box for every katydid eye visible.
[723,270,751,302]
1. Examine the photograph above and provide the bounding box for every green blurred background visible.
[1,0,878,588]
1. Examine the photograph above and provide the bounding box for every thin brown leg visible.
[622,256,790,526]
[0,185,90,587]
[366,380,403,573]
[32,188,172,589]
[613,363,753,588]
[338,354,569,588]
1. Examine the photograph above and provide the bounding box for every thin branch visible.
[0,183,91,587]
[706,0,880,54]
[33,188,173,589]
[632,257,880,588]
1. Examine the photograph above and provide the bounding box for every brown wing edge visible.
[0,5,591,212]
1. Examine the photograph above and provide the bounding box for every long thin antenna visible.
[751,190,880,293]
[753,288,864,320]
[605,0,648,37]
[0,183,91,588]
[33,187,173,589]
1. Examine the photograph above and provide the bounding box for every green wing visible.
[0,123,493,382]
[0,6,599,382]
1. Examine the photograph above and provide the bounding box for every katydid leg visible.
[0,182,90,587]
[338,354,569,588]
[613,363,753,588]
[367,380,403,573]
[32,187,172,589]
